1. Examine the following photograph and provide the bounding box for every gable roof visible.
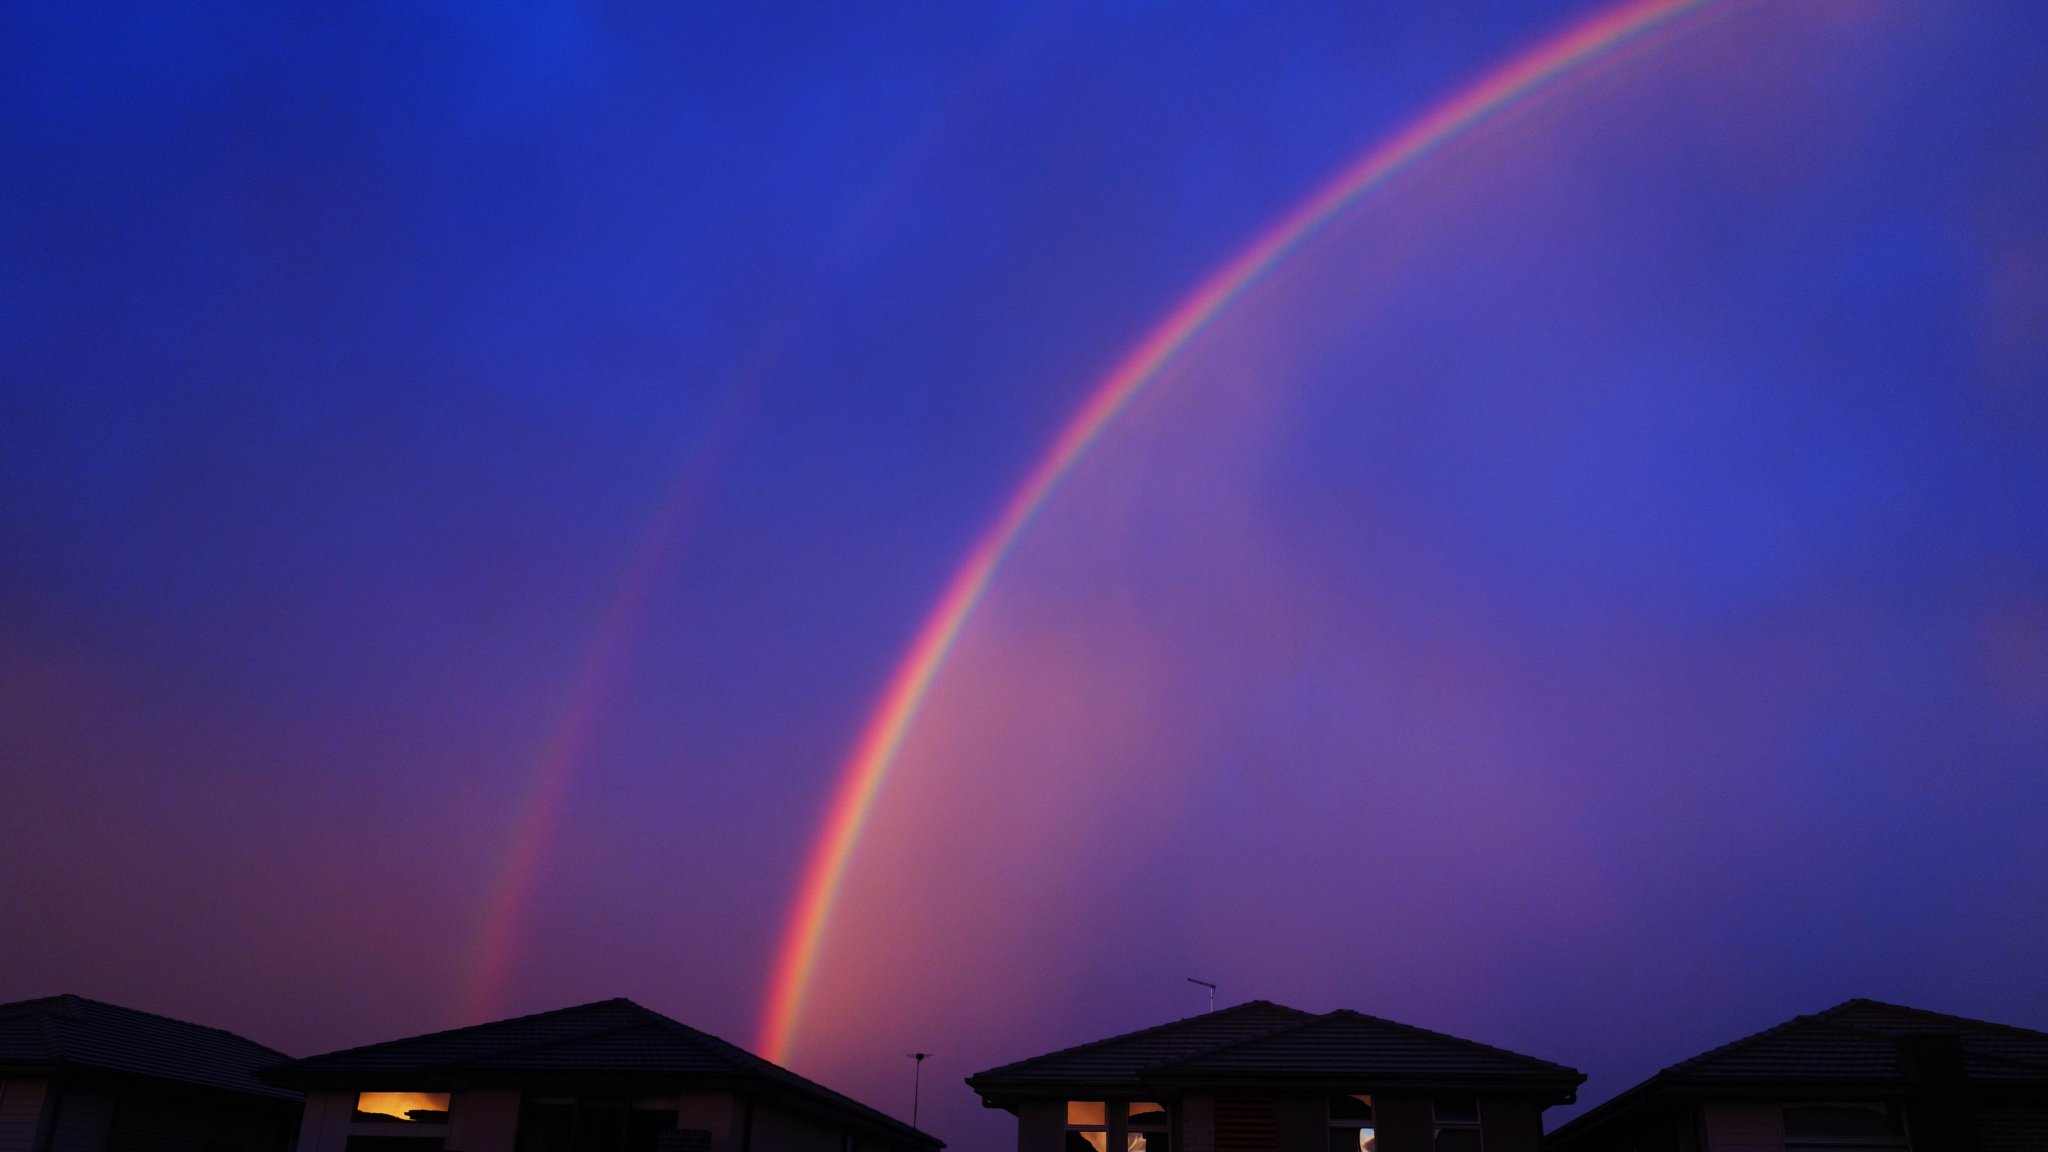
[968,1000,1315,1089]
[1546,999,2048,1148]
[0,994,299,1102]
[1654,999,2048,1086]
[967,1001,1581,1105]
[261,998,939,1150]
[1158,1009,1582,1085]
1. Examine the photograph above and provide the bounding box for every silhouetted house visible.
[1544,999,2048,1152]
[966,1000,1583,1152]
[0,994,302,1152]
[258,999,938,1152]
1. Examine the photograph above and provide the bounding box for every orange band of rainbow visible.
[759,0,1726,1063]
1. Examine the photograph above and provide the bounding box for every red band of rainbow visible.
[759,0,1727,1063]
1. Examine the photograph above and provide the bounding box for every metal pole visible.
[1187,978,1216,1013]
[908,1052,931,1129]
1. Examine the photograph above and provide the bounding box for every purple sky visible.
[5,2,2047,1150]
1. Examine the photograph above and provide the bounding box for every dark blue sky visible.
[6,2,2048,1149]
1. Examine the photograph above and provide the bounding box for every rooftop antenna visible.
[1187,977,1217,1013]
[908,1052,931,1129]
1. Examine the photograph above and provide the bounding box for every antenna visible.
[1187,977,1216,1013]
[908,1052,931,1129]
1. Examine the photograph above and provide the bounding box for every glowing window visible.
[356,1094,451,1125]
[1127,1102,1170,1152]
[1066,1102,1107,1152]
[1432,1097,1480,1152]
[1327,1095,1374,1152]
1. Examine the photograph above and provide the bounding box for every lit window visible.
[1432,1097,1480,1152]
[1067,1102,1108,1152]
[1327,1095,1375,1152]
[1783,1104,1909,1150]
[1127,1102,1170,1152]
[356,1094,451,1125]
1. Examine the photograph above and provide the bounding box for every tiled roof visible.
[0,994,299,1102]
[1546,999,2048,1149]
[968,1001,1315,1087]
[967,1001,1580,1099]
[1159,1009,1581,1083]
[263,999,938,1149]
[1663,999,2048,1084]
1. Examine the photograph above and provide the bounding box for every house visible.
[257,999,939,1152]
[966,1000,1584,1152]
[0,994,302,1152]
[1543,999,2048,1152]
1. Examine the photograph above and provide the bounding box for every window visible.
[1127,1101,1171,1152]
[1432,1097,1480,1152]
[350,1093,451,1152]
[356,1094,451,1125]
[1067,1102,1108,1152]
[1783,1103,1909,1150]
[516,1099,679,1152]
[1327,1095,1375,1152]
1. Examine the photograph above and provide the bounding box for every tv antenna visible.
[1188,977,1217,1013]
[908,1052,931,1129]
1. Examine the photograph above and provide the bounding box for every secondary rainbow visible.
[759,0,1729,1062]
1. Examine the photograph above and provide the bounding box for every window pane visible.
[1066,1133,1108,1152]
[1068,1103,1107,1127]
[1128,1103,1168,1130]
[1434,1130,1481,1152]
[357,1094,451,1124]
[1127,1135,1173,1152]
[517,1103,575,1152]
[574,1106,626,1152]
[1328,1096,1374,1123]
[1328,1128,1377,1152]
[1432,1098,1479,1126]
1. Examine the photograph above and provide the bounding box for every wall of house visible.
[47,1086,114,1152]
[294,1092,356,1152]
[1178,1096,1214,1152]
[446,1092,518,1152]
[744,1104,839,1152]
[100,1085,296,1152]
[0,1080,51,1152]
[1701,1104,1781,1152]
[1013,1100,1061,1152]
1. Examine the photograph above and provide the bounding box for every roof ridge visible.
[1658,1009,1822,1077]
[1157,1008,1580,1079]
[0,994,289,1061]
[973,1000,1313,1078]
[1150,1009,1335,1069]
[284,998,642,1066]
[1819,999,2048,1044]
[1325,1008,1582,1077]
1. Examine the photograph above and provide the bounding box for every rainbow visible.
[463,384,759,1025]
[759,0,1731,1062]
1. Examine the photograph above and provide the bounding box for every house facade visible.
[0,995,302,1152]
[1544,999,2048,1152]
[967,1001,1583,1152]
[258,999,938,1152]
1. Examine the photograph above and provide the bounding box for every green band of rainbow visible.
[758,0,1724,1063]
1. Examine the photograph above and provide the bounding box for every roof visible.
[1547,999,2048,1148]
[1159,1009,1583,1084]
[0,994,300,1102]
[969,1001,1315,1088]
[967,1001,1581,1105]
[261,998,939,1150]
